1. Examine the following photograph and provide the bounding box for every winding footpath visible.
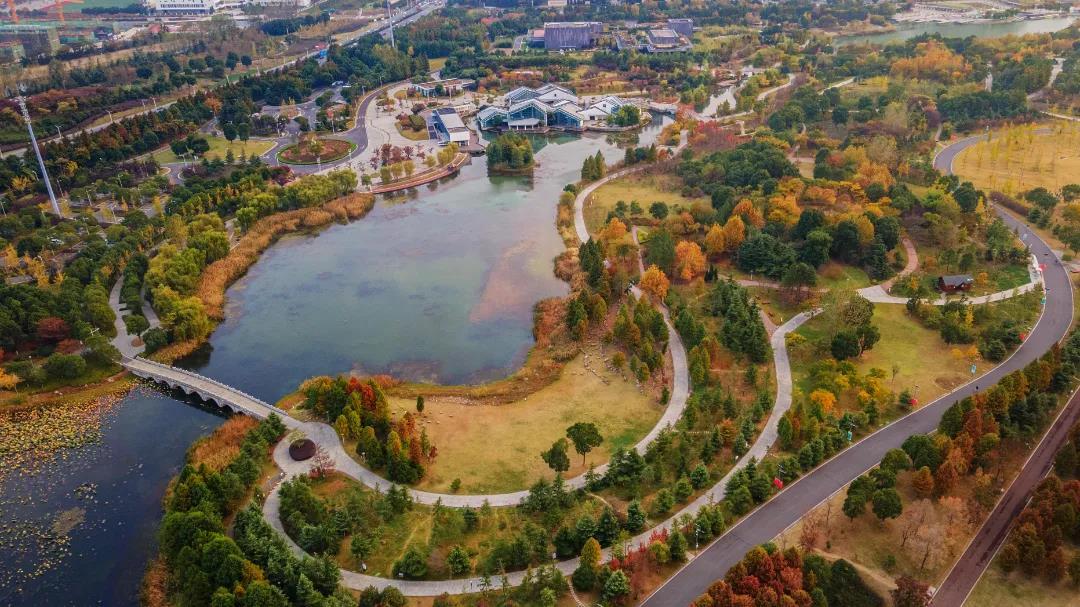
[111,125,1060,597]
[927,128,1079,606]
[252,130,817,594]
[640,131,1074,607]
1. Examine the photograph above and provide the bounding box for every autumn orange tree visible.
[674,241,706,281]
[639,265,670,300]
[721,215,746,253]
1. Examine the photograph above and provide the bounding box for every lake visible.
[180,116,672,402]
[0,388,223,607]
[0,115,672,607]
[836,15,1076,46]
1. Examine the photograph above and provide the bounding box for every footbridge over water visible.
[123,357,291,421]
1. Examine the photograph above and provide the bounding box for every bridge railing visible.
[123,356,290,416]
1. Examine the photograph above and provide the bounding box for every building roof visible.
[536,83,573,95]
[508,117,542,127]
[477,106,507,121]
[413,78,474,91]
[509,98,556,115]
[939,274,975,288]
[433,107,467,131]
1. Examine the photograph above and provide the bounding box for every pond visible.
[836,15,1076,46]
[0,388,223,607]
[180,115,672,402]
[0,113,673,607]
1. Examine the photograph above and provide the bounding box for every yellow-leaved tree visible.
[674,240,706,281]
[639,265,670,301]
[704,224,726,257]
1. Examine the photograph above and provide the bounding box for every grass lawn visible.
[967,560,1080,607]
[395,123,431,141]
[584,172,708,236]
[671,280,778,401]
[791,303,971,405]
[428,57,448,72]
[151,136,274,164]
[816,261,872,290]
[953,121,1080,193]
[747,285,812,327]
[308,472,607,579]
[895,255,1031,297]
[387,344,663,493]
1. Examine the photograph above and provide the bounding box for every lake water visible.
[0,388,223,607]
[181,116,671,402]
[0,116,671,607]
[836,15,1076,46]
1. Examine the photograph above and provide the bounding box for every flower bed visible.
[277,138,355,165]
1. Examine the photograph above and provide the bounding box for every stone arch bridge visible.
[123,356,292,422]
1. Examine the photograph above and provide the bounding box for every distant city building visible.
[0,25,58,60]
[612,21,693,53]
[144,0,219,15]
[540,21,602,50]
[250,0,314,9]
[645,27,692,53]
[667,18,694,38]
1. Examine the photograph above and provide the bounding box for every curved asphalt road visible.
[641,135,1074,607]
[930,130,1079,606]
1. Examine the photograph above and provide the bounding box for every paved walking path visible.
[879,236,919,290]
[127,122,1049,595]
[642,149,1075,607]
[254,134,830,593]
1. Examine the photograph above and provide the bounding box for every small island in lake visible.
[486,133,535,174]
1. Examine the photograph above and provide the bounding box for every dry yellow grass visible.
[953,121,1080,193]
[138,557,171,607]
[792,303,972,406]
[967,561,1080,607]
[388,344,663,493]
[188,416,259,471]
[584,172,708,236]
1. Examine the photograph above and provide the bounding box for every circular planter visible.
[289,438,316,461]
[277,138,356,165]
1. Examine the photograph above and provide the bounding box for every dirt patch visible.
[934,374,968,392]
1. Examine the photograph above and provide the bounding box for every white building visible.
[430,107,471,146]
[249,0,315,9]
[144,0,219,15]
[478,85,635,131]
[145,0,313,14]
